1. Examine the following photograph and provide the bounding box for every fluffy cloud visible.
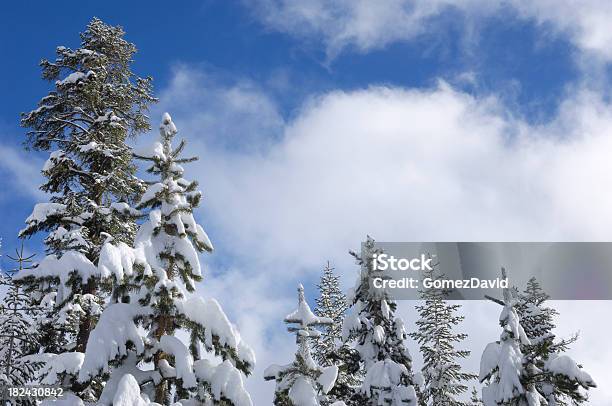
[149,66,612,403]
[194,82,612,265]
[248,0,612,62]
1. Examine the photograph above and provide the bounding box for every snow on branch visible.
[79,303,150,382]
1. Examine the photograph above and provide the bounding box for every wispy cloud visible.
[247,0,612,64]
[0,142,44,201]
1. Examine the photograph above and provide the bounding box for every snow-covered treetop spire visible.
[133,112,213,293]
[285,284,333,337]
[265,284,339,405]
[160,112,177,144]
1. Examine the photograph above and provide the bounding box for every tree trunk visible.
[154,311,171,404]
[76,278,96,353]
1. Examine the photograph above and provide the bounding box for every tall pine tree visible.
[313,262,347,367]
[16,18,155,394]
[265,284,339,406]
[312,262,359,403]
[342,237,418,405]
[78,113,254,406]
[409,263,477,406]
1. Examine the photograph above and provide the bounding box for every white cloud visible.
[247,0,612,63]
[0,143,44,200]
[150,65,285,152]
[151,67,612,404]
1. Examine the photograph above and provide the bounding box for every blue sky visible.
[0,0,586,261]
[2,1,612,404]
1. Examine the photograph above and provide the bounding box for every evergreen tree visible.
[409,264,477,405]
[78,113,254,406]
[480,268,544,406]
[469,387,482,405]
[517,277,595,405]
[16,17,155,395]
[313,261,347,367]
[0,244,40,406]
[479,269,596,406]
[342,237,418,405]
[265,284,339,406]
[313,262,359,403]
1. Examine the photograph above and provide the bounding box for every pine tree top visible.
[285,284,333,334]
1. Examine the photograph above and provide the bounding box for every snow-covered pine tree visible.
[481,270,597,406]
[78,113,255,406]
[313,262,347,367]
[480,268,543,406]
[312,262,359,403]
[341,237,418,405]
[517,277,596,405]
[265,284,339,406]
[0,244,41,405]
[409,263,477,406]
[15,18,155,394]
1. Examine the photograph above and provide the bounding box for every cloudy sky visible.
[1,1,612,404]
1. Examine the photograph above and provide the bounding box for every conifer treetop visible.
[285,284,333,335]
[265,284,339,406]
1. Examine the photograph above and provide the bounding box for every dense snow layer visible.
[79,303,150,382]
[96,353,162,406]
[98,241,143,281]
[479,342,501,382]
[193,359,253,406]
[176,296,255,367]
[138,183,166,207]
[285,284,333,329]
[545,355,596,387]
[160,335,197,388]
[27,352,84,386]
[15,251,97,286]
[134,140,166,160]
[42,150,67,172]
[317,365,338,394]
[113,373,154,406]
[361,359,408,395]
[133,213,203,282]
[23,202,67,226]
[289,376,319,406]
[13,251,101,306]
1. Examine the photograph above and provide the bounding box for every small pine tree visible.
[480,268,544,406]
[313,262,359,403]
[78,113,254,405]
[0,244,41,406]
[342,237,418,405]
[409,263,477,405]
[265,284,339,406]
[517,277,596,405]
[481,271,597,406]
